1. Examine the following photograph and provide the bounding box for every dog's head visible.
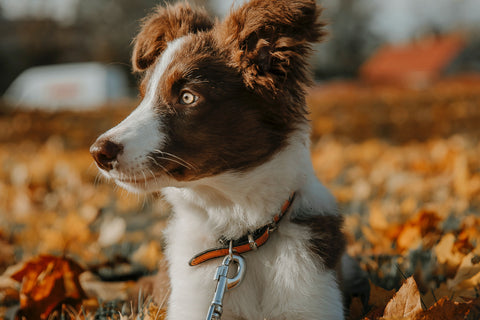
[90,0,324,193]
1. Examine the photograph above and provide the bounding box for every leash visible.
[191,193,296,320]
[205,242,246,320]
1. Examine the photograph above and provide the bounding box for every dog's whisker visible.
[162,151,197,170]
[147,155,163,168]
[147,156,174,178]
[94,173,100,186]
[141,170,148,188]
[140,176,149,208]
[150,155,191,170]
[152,149,197,171]
[147,168,159,184]
[157,156,193,170]
[152,149,192,167]
[87,162,97,174]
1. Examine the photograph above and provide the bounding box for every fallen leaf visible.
[434,233,465,275]
[415,297,478,320]
[368,202,390,231]
[396,224,422,252]
[414,210,442,236]
[368,280,396,309]
[349,296,365,320]
[383,277,422,318]
[10,255,86,320]
[448,252,480,289]
[396,210,442,252]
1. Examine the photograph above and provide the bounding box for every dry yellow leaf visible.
[369,202,389,231]
[447,252,480,289]
[383,277,423,319]
[396,224,422,252]
[434,233,464,270]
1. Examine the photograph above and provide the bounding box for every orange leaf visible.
[415,297,478,320]
[11,254,86,320]
[396,224,422,252]
[434,233,465,275]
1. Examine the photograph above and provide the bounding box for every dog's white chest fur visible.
[162,137,344,319]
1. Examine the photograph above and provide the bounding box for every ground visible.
[0,76,480,319]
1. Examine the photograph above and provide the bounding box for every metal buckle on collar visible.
[247,233,258,250]
[268,221,278,233]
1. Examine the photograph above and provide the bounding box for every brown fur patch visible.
[132,2,213,72]
[291,213,345,270]
[217,0,326,109]
[146,33,299,181]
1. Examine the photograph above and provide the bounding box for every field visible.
[0,76,480,319]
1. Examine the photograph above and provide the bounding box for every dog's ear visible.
[219,0,325,95]
[132,3,213,72]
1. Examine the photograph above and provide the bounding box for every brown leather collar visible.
[189,192,296,266]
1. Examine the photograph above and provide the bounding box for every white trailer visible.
[3,62,130,110]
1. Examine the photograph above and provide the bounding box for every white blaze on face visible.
[101,37,186,175]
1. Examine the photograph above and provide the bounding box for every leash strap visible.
[189,192,296,266]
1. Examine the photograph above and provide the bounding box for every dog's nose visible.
[90,138,123,171]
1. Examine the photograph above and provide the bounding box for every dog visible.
[90,1,346,318]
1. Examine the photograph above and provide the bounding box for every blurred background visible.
[1,0,480,96]
[0,0,480,318]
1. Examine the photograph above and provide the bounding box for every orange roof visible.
[360,34,466,87]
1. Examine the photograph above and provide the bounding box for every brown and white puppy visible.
[91,1,345,319]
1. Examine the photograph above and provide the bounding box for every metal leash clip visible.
[205,242,246,320]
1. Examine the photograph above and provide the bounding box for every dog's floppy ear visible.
[219,0,325,95]
[132,3,213,72]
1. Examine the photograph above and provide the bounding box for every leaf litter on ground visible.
[1,78,480,319]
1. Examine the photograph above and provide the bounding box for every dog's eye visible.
[180,91,197,105]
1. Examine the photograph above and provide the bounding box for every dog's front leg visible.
[166,263,218,320]
[167,288,212,319]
